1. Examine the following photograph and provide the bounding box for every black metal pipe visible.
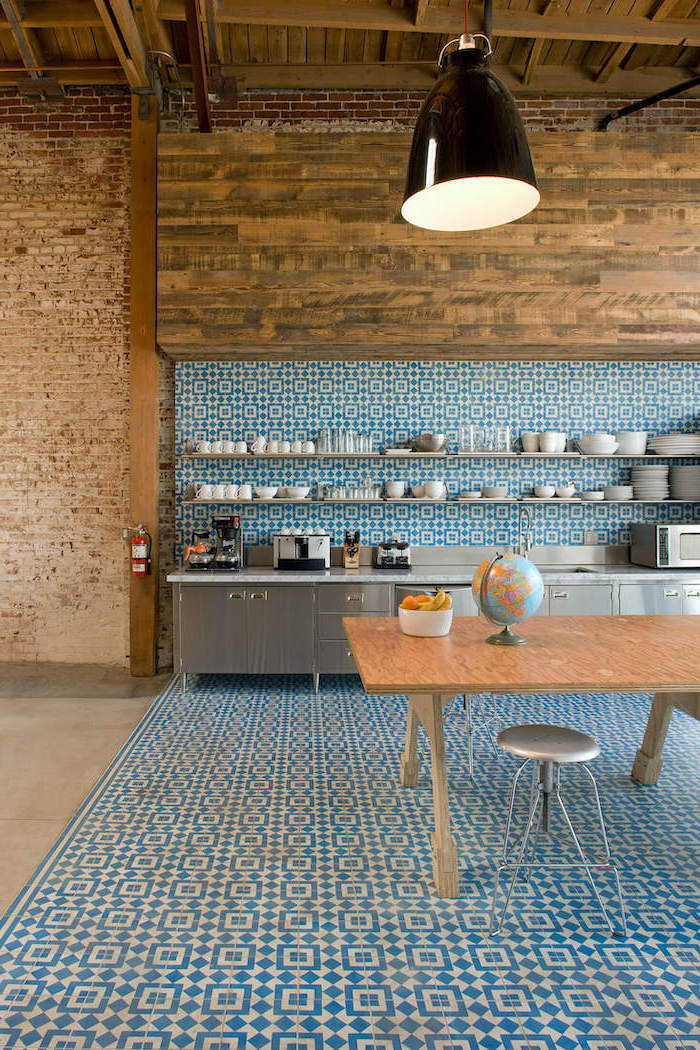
[599,73,700,130]
[483,0,493,43]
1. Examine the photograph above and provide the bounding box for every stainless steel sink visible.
[538,566,599,574]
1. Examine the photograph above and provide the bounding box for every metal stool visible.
[489,723,627,937]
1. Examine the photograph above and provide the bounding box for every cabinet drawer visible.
[318,640,358,674]
[319,610,387,640]
[619,583,682,616]
[318,584,392,614]
[548,584,612,616]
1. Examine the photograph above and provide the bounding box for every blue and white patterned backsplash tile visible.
[175,360,700,553]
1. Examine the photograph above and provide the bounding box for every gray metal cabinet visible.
[682,584,700,615]
[247,586,314,673]
[317,583,392,675]
[547,583,613,616]
[177,586,248,673]
[619,583,683,615]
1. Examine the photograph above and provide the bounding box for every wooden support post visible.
[184,0,211,132]
[129,93,160,676]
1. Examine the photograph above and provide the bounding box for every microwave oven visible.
[630,523,700,568]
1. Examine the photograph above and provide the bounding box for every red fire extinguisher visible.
[131,524,152,577]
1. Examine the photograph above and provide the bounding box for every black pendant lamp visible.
[402,5,539,232]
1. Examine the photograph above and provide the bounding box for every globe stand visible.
[486,625,527,646]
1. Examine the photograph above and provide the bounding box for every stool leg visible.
[579,764,628,936]
[490,787,541,935]
[465,695,474,779]
[502,759,532,861]
[554,787,620,936]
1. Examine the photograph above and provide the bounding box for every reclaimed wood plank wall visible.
[157,131,699,360]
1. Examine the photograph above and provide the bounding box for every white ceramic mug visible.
[521,432,539,452]
[538,432,559,453]
[238,484,252,500]
[251,435,266,454]
[234,440,248,454]
[279,440,291,454]
[413,484,425,498]
[266,440,279,455]
[385,481,405,499]
[196,440,211,454]
[302,440,315,453]
[210,440,224,454]
[291,440,303,454]
[224,484,239,499]
[211,484,225,499]
[221,440,235,454]
[196,483,213,499]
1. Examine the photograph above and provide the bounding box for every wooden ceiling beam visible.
[0,2,103,28]
[157,0,700,48]
[596,0,681,84]
[133,0,174,56]
[1,59,697,98]
[522,0,556,86]
[228,61,700,96]
[94,0,150,87]
[0,0,45,76]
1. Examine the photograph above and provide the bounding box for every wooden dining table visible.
[343,614,700,898]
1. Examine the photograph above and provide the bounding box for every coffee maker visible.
[212,516,244,571]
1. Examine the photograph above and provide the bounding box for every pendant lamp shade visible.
[402,46,539,232]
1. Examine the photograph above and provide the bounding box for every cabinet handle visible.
[346,650,353,659]
[249,591,268,600]
[227,592,246,600]
[686,589,700,598]
[551,591,569,599]
[346,593,365,603]
[664,590,680,598]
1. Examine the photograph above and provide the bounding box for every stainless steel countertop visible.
[168,565,700,585]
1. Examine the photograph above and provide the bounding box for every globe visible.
[472,553,544,645]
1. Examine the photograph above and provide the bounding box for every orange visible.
[400,595,420,610]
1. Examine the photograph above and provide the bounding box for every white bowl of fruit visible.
[398,589,453,636]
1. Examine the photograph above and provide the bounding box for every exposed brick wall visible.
[159,88,700,133]
[0,88,133,665]
[1,82,697,671]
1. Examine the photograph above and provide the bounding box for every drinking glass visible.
[495,425,512,453]
[481,426,495,453]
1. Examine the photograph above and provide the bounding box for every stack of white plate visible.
[631,464,669,500]
[648,433,700,455]
[670,465,700,501]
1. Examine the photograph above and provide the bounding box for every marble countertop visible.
[168,565,700,585]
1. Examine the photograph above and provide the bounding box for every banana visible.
[430,589,448,611]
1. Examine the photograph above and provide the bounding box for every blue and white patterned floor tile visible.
[0,674,699,1049]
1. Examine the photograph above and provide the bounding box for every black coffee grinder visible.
[212,516,243,571]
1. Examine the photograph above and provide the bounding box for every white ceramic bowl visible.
[423,481,446,499]
[615,431,647,455]
[255,486,277,499]
[286,485,310,499]
[556,485,577,498]
[534,484,555,498]
[461,490,482,499]
[399,607,453,637]
[385,481,406,499]
[580,490,605,501]
[604,484,634,500]
[413,484,425,498]
[482,485,508,499]
[276,487,288,498]
[578,439,618,456]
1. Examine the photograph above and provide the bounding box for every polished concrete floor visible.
[0,662,170,914]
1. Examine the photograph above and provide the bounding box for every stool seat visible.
[497,724,600,764]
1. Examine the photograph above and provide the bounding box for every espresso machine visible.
[212,516,244,571]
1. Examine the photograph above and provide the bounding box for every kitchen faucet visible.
[516,505,532,557]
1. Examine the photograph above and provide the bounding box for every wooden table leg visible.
[409,693,459,899]
[632,691,700,785]
[400,696,420,788]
